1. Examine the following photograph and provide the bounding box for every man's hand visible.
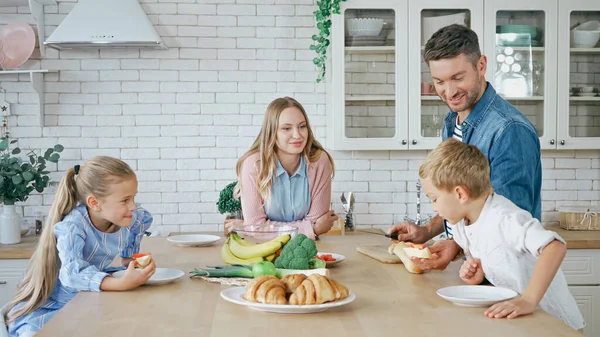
[387,221,430,244]
[410,239,461,271]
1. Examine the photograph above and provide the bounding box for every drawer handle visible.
[0,281,6,285]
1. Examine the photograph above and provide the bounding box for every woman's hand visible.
[225,219,244,232]
[314,211,338,235]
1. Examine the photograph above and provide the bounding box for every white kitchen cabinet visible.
[329,0,409,150]
[0,259,28,310]
[556,1,600,149]
[569,286,600,337]
[483,0,559,150]
[328,0,600,150]
[563,249,600,337]
[408,0,483,150]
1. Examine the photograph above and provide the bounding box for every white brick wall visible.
[1,1,599,233]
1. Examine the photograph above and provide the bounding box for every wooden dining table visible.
[36,232,583,337]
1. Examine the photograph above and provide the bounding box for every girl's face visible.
[95,176,138,228]
[275,107,308,156]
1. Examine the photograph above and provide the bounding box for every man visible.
[388,24,542,270]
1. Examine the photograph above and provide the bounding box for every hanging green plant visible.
[311,0,346,83]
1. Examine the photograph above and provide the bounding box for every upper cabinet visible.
[557,0,600,149]
[484,0,558,150]
[328,0,600,150]
[409,0,483,150]
[330,0,409,150]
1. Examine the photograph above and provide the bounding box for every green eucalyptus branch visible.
[0,138,64,205]
[311,0,346,83]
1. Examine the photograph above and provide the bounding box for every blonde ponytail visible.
[5,168,78,323]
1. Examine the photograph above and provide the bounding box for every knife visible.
[356,229,398,240]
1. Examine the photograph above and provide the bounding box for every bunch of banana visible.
[221,232,291,266]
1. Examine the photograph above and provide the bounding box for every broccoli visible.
[274,234,324,269]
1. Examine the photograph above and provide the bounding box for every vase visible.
[223,210,243,236]
[0,204,21,244]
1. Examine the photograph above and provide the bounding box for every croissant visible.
[289,274,349,305]
[281,274,307,294]
[243,275,287,305]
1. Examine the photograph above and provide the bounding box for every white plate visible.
[437,285,518,307]
[220,287,356,313]
[317,252,345,267]
[167,234,221,247]
[113,268,185,286]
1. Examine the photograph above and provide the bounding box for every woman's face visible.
[275,107,308,156]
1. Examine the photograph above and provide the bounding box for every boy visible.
[418,138,583,330]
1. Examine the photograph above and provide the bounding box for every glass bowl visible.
[231,224,298,244]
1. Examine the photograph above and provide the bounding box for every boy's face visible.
[421,177,466,224]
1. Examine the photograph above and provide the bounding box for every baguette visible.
[388,242,428,274]
[403,243,432,259]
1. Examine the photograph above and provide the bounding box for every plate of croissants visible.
[220,274,355,313]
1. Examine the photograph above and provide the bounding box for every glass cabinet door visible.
[485,0,557,149]
[408,0,483,150]
[329,1,408,150]
[557,1,600,149]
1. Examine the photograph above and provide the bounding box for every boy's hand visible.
[485,297,536,319]
[459,258,484,285]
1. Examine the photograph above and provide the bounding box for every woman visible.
[229,97,337,239]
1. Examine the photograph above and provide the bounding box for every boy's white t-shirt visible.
[447,193,585,330]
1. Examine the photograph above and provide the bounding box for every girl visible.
[4,156,155,337]
[230,97,337,240]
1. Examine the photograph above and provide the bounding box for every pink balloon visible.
[0,22,36,70]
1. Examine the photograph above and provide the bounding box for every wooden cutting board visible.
[356,245,401,264]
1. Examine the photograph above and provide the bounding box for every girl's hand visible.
[459,258,484,285]
[120,260,156,290]
[314,210,338,235]
[485,297,536,319]
[121,257,134,268]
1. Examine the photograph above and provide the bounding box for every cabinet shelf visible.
[345,46,396,53]
[0,69,56,126]
[570,47,600,54]
[0,0,56,57]
[570,96,600,102]
[346,95,395,101]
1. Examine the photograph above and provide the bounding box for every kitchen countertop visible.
[0,235,40,259]
[36,233,581,337]
[1,225,600,260]
[545,225,600,249]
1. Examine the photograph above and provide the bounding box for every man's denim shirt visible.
[442,83,542,221]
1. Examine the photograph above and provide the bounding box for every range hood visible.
[44,0,166,50]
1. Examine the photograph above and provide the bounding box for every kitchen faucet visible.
[403,179,432,226]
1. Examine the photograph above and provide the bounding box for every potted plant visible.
[217,181,243,235]
[0,138,63,244]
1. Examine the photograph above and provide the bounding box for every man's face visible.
[429,54,486,113]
